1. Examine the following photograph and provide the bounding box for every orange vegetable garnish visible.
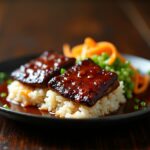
[63,37,150,94]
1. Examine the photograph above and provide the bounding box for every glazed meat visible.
[49,59,119,106]
[11,51,75,87]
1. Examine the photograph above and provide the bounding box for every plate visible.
[0,54,150,127]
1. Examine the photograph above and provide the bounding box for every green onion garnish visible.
[91,53,135,98]
[134,98,140,103]
[0,92,7,98]
[3,104,9,109]
[134,105,139,110]
[0,72,8,83]
[140,101,146,107]
[60,68,66,75]
[7,79,13,85]
[126,91,132,99]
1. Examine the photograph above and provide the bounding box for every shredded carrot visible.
[63,37,150,94]
[134,72,150,94]
[86,43,112,56]
[117,52,126,63]
[72,45,83,57]
[97,42,117,65]
[63,44,72,57]
[84,37,96,47]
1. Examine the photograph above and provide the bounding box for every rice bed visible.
[7,81,126,118]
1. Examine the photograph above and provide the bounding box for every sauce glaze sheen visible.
[0,82,150,116]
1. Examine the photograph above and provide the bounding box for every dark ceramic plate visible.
[0,54,150,127]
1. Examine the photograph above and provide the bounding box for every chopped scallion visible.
[0,92,7,98]
[7,79,13,85]
[60,68,66,75]
[134,98,140,103]
[134,105,139,110]
[0,72,8,83]
[3,104,9,109]
[140,101,146,107]
[91,53,134,98]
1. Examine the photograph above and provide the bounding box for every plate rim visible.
[0,53,150,122]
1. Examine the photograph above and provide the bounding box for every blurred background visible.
[0,0,149,61]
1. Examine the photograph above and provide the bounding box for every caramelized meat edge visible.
[11,51,75,87]
[49,59,119,107]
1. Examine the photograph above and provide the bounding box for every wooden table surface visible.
[0,0,150,149]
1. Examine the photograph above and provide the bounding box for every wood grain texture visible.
[0,0,149,61]
[0,116,150,150]
[0,0,150,150]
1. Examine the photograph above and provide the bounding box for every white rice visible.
[7,81,126,118]
[40,82,126,118]
[7,81,47,107]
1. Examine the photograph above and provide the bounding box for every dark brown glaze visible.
[1,82,150,117]
[11,51,75,87]
[48,59,119,107]
[0,82,51,116]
